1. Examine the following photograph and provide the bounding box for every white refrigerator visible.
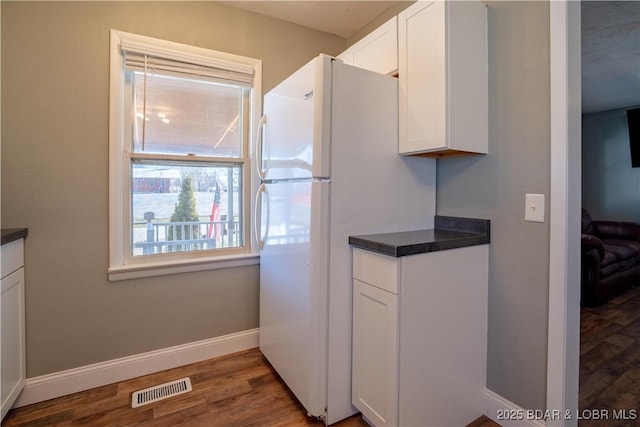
[255,54,436,424]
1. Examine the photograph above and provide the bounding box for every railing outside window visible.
[133,219,240,255]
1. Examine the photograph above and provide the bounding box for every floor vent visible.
[131,377,192,408]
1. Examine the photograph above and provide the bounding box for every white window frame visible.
[108,30,261,281]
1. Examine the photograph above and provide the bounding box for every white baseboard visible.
[13,328,259,408]
[484,389,547,427]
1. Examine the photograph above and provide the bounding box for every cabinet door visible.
[1,267,26,420]
[337,46,355,66]
[351,17,398,75]
[352,279,398,427]
[398,1,447,154]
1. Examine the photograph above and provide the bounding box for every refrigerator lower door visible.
[259,180,330,419]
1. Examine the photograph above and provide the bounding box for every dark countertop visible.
[349,216,490,257]
[1,228,28,246]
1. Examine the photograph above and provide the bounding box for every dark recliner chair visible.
[581,209,640,307]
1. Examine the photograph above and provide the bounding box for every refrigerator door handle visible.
[254,183,268,249]
[255,115,267,182]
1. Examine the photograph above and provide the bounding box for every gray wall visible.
[582,106,640,222]
[436,2,550,410]
[1,1,345,377]
[2,1,556,412]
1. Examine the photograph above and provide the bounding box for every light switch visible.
[525,194,545,223]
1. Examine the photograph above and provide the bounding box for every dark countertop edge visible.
[349,216,490,257]
[2,228,29,246]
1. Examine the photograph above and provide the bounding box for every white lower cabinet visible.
[352,245,488,427]
[1,239,27,420]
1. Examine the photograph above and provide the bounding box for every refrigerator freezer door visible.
[259,180,330,418]
[261,55,331,181]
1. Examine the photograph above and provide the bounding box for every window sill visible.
[108,253,260,281]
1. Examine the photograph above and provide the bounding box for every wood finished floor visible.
[3,348,499,427]
[12,285,640,426]
[580,286,640,426]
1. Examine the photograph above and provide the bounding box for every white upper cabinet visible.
[398,1,488,157]
[337,17,398,76]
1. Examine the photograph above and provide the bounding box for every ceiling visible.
[582,1,640,114]
[221,1,401,39]
[224,1,640,114]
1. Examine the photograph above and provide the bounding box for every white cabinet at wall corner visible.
[398,0,488,157]
[352,249,399,427]
[337,16,398,76]
[351,246,488,427]
[1,239,27,420]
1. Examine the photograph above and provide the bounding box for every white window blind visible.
[121,39,254,87]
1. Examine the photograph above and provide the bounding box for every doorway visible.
[548,1,640,425]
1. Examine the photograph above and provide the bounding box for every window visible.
[109,30,261,280]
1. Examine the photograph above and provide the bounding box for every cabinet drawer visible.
[1,239,24,279]
[353,248,398,294]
